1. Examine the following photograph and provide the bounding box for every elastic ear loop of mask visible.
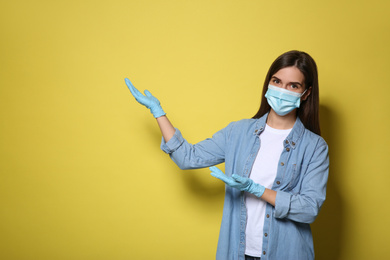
[300,88,307,97]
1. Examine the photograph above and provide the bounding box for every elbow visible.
[177,164,192,170]
[172,158,196,170]
[275,190,326,224]
[172,155,214,170]
[171,156,189,170]
[303,209,319,224]
[302,198,325,224]
[291,206,319,224]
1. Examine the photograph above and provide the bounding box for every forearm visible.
[274,191,324,223]
[261,188,276,206]
[156,115,175,143]
[273,143,329,223]
[161,124,228,170]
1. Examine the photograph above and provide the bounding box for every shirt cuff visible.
[274,190,292,219]
[160,128,185,154]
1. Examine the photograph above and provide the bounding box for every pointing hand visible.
[124,78,166,118]
[210,166,265,197]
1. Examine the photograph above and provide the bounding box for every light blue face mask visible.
[265,84,307,116]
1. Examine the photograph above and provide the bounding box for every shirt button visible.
[281,162,284,166]
[285,140,288,144]
[263,251,266,255]
[286,147,290,152]
[292,141,295,146]
[264,233,268,237]
[276,181,281,185]
[266,214,270,218]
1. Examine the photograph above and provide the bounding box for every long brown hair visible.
[253,50,321,135]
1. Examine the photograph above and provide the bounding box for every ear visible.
[302,86,312,101]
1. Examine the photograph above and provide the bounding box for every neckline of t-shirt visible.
[265,124,292,135]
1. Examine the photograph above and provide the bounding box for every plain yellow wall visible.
[1,0,389,259]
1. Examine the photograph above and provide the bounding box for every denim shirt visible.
[160,113,329,260]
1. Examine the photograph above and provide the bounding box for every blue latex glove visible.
[124,78,166,118]
[210,166,265,197]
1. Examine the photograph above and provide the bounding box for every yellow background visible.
[1,0,389,259]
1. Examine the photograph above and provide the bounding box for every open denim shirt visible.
[161,113,329,260]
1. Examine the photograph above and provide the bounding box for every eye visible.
[290,84,299,89]
[271,78,281,84]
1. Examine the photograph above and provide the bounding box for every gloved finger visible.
[209,166,224,174]
[209,166,224,179]
[144,89,153,98]
[232,174,247,184]
[210,167,233,184]
[124,78,134,87]
[125,78,144,99]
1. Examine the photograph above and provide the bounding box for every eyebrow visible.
[271,76,303,86]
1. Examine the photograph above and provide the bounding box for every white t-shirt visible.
[245,124,292,257]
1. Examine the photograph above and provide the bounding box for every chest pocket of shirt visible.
[285,163,308,193]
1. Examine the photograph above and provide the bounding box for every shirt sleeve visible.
[274,137,329,224]
[160,122,235,170]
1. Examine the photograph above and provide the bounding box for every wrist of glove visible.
[125,78,166,118]
[209,166,265,197]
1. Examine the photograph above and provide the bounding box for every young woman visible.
[125,50,329,260]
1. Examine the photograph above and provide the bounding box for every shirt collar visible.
[253,112,305,150]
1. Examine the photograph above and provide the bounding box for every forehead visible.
[272,66,305,84]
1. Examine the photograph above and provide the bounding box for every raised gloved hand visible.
[124,78,166,118]
[210,166,265,197]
